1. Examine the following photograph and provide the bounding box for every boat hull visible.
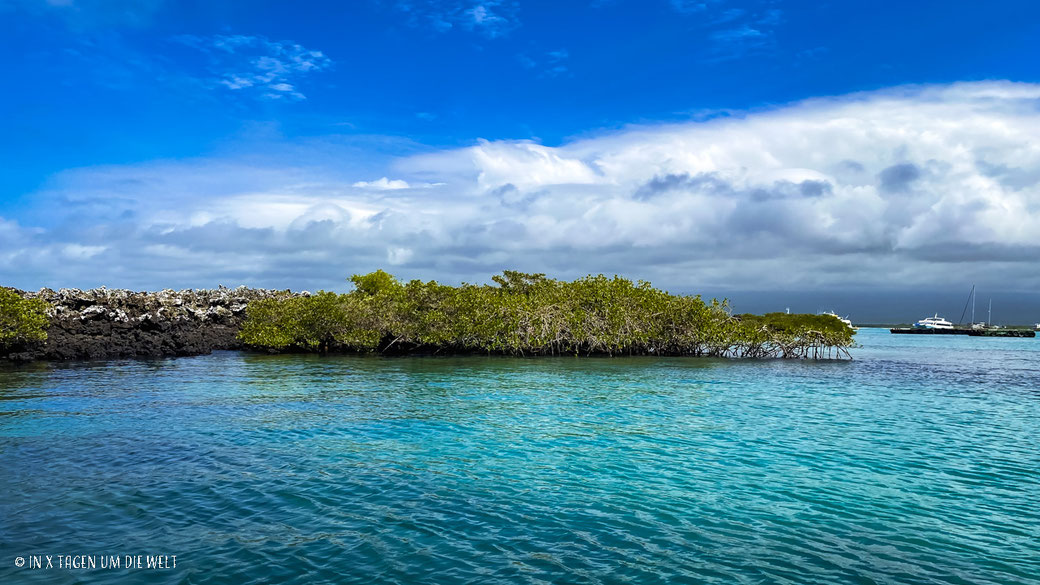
[890,328,966,334]
[967,329,1036,338]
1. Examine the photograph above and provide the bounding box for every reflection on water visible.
[1,329,1038,585]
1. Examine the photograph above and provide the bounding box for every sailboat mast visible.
[959,285,976,325]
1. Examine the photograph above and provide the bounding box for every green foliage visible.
[349,270,401,296]
[0,288,50,349]
[238,292,370,352]
[238,271,856,359]
[734,312,855,359]
[491,270,547,294]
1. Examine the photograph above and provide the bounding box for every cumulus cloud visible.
[352,177,412,190]
[6,82,1040,293]
[351,177,445,190]
[175,34,332,100]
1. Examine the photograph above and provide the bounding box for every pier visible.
[890,327,1035,338]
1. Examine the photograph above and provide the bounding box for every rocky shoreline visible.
[2,287,296,362]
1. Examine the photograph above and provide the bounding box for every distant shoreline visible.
[857,323,1038,330]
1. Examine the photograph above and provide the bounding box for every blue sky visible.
[3,1,1040,320]
[6,0,1039,197]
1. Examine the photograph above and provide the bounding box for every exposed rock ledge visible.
[4,287,298,361]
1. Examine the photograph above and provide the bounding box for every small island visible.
[2,271,855,361]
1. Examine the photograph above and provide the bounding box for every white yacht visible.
[822,311,855,330]
[913,314,954,330]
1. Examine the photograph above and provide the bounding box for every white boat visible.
[822,311,855,330]
[913,314,954,330]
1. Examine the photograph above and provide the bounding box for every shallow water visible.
[1,328,1038,584]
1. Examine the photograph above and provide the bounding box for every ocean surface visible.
[1,328,1038,584]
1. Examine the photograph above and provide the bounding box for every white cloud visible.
[61,244,106,259]
[176,34,332,101]
[7,82,1040,294]
[387,246,414,265]
[468,140,601,190]
[352,177,412,190]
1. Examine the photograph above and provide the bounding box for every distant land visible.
[697,289,1040,326]
[7,282,1037,327]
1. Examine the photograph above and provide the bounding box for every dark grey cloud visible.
[489,183,538,209]
[634,172,731,200]
[902,242,1040,263]
[839,160,865,173]
[976,159,1040,190]
[878,162,921,193]
[798,180,831,198]
[636,173,830,202]
[750,180,832,201]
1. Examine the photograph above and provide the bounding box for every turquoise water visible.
[1,328,1038,584]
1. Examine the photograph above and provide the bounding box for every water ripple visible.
[2,331,1039,584]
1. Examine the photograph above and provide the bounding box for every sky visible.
[2,0,1040,322]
